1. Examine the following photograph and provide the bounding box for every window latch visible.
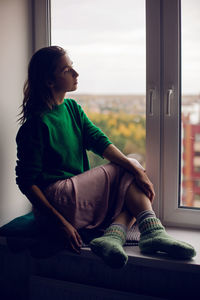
[166,88,173,116]
[149,88,155,116]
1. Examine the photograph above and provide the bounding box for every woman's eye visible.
[64,68,70,73]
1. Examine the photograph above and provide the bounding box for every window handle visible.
[166,88,173,116]
[149,88,155,116]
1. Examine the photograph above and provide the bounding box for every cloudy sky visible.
[182,0,200,95]
[51,0,200,95]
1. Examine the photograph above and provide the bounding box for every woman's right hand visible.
[60,221,83,254]
[134,169,155,203]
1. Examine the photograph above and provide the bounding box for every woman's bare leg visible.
[112,182,152,228]
[124,182,152,216]
[112,209,136,229]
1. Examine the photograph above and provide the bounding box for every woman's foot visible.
[138,217,196,259]
[89,224,128,268]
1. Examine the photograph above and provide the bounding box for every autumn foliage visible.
[86,111,146,168]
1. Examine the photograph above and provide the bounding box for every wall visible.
[0,0,33,226]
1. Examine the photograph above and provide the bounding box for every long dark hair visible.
[18,46,66,124]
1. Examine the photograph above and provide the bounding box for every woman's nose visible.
[73,69,79,77]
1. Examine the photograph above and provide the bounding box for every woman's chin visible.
[71,85,78,92]
[66,86,77,93]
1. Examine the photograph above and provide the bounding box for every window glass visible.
[181,0,200,208]
[51,0,146,167]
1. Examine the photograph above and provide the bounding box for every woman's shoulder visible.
[64,98,84,116]
[18,115,44,129]
[16,116,45,142]
[64,98,81,109]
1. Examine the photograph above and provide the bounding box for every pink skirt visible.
[33,158,144,230]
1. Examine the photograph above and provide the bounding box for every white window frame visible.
[147,0,200,229]
[34,0,200,229]
[146,0,161,218]
[162,0,200,229]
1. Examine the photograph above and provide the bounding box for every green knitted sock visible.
[89,224,128,268]
[138,217,196,259]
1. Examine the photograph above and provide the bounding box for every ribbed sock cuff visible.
[104,223,127,245]
[138,217,164,235]
[136,210,156,225]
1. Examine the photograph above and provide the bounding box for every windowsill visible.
[0,226,199,274]
[70,226,199,274]
[126,226,200,273]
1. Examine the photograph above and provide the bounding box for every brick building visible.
[182,113,200,207]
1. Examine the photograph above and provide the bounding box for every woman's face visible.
[51,54,79,93]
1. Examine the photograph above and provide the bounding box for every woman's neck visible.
[52,91,66,105]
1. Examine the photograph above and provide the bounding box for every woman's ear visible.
[46,80,54,88]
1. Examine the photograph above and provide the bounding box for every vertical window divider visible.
[146,0,162,218]
[161,0,181,226]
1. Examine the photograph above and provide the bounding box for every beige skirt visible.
[33,158,144,230]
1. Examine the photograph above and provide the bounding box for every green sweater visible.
[16,98,112,194]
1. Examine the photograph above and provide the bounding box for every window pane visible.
[51,0,146,168]
[181,0,200,208]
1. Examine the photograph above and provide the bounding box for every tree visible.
[86,111,146,168]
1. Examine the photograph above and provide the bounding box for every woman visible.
[16,46,196,268]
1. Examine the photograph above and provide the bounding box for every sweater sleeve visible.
[15,118,44,194]
[77,103,112,157]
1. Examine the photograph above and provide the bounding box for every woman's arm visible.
[103,144,144,175]
[26,185,83,253]
[16,119,82,253]
[103,144,155,202]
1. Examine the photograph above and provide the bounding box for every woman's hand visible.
[102,144,155,201]
[26,185,83,253]
[60,221,83,254]
[134,169,155,202]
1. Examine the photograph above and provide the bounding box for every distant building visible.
[182,113,200,208]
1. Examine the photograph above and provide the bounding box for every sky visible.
[181,0,200,95]
[51,0,200,95]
